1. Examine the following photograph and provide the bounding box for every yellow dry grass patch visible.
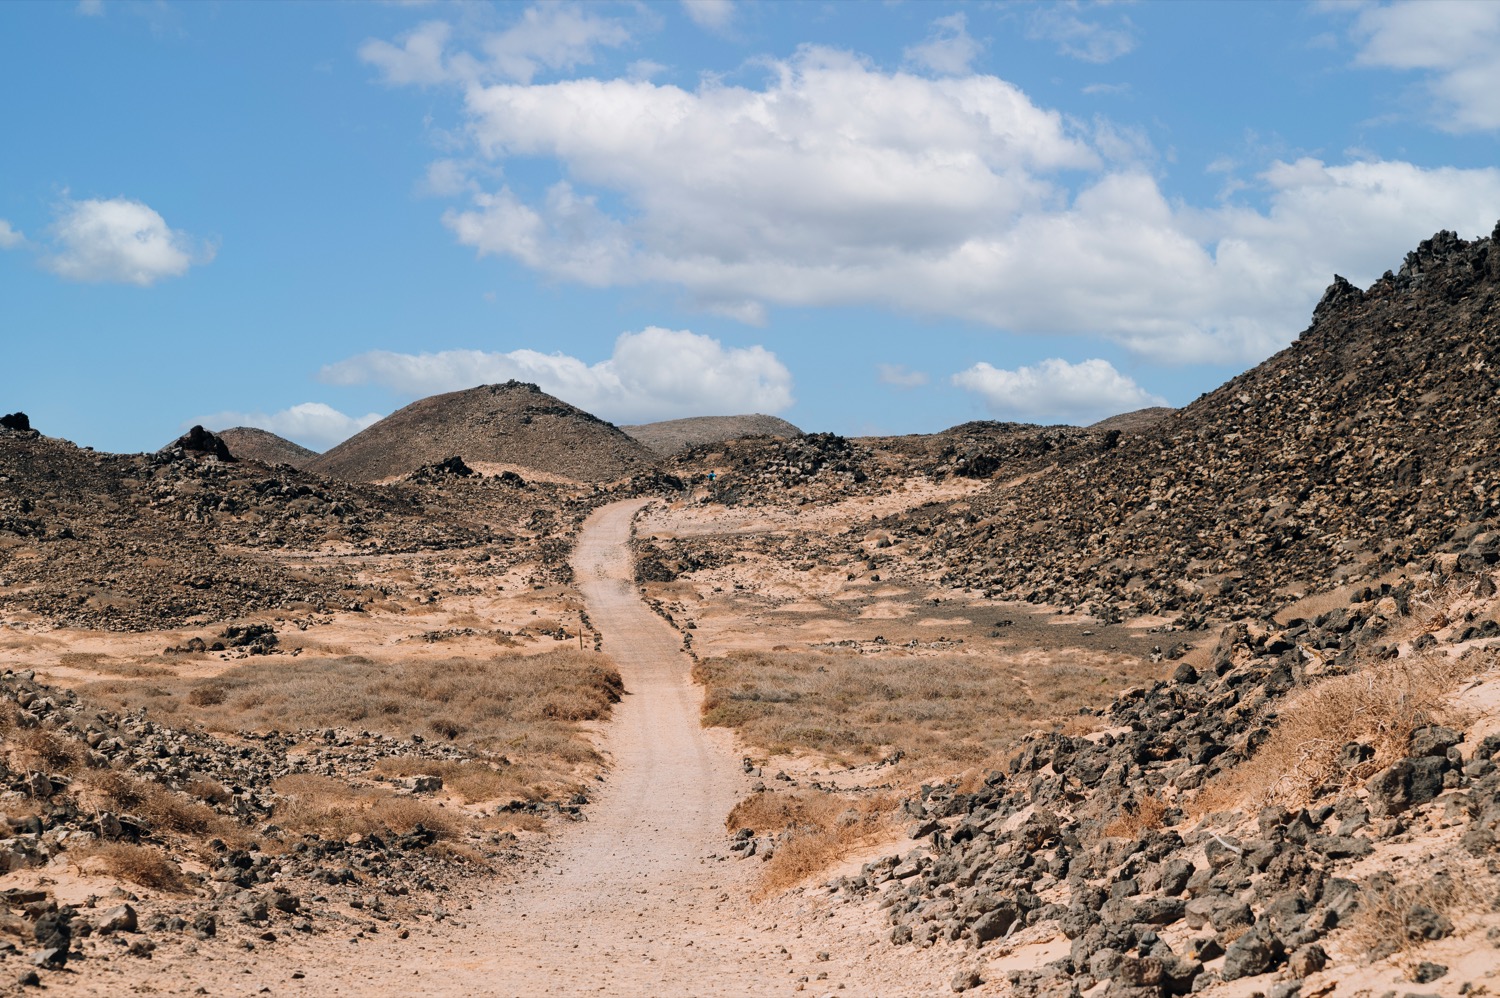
[695,648,1158,772]
[1193,650,1487,814]
[79,649,623,799]
[272,774,463,841]
[727,790,898,896]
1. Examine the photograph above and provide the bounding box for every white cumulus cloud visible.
[1349,0,1500,132]
[376,32,1500,364]
[203,403,383,451]
[319,328,794,425]
[0,220,23,249]
[44,197,210,286]
[953,358,1166,425]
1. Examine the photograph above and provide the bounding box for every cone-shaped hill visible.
[306,381,658,483]
[621,414,802,455]
[216,427,319,468]
[881,223,1500,621]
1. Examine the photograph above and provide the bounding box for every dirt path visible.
[54,499,970,996]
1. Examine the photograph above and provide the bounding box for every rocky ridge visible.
[0,427,588,630]
[621,414,803,456]
[877,225,1500,622]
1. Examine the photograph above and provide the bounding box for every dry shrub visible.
[372,757,519,804]
[694,649,1156,772]
[727,789,898,894]
[75,842,186,892]
[10,728,88,775]
[1346,861,1487,959]
[272,774,460,840]
[186,682,229,707]
[1102,795,1168,839]
[1194,651,1485,813]
[88,770,247,846]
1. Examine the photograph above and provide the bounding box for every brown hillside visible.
[216,426,319,468]
[306,381,658,483]
[621,414,802,455]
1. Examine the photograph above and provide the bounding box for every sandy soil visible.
[45,499,980,996]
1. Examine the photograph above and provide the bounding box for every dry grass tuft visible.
[272,774,461,840]
[1346,860,1487,960]
[695,649,1157,771]
[1193,651,1486,814]
[371,757,520,804]
[75,842,187,892]
[727,789,898,894]
[87,770,250,848]
[9,727,89,775]
[1102,794,1169,839]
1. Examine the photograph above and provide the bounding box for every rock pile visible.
[880,224,1500,622]
[826,579,1500,996]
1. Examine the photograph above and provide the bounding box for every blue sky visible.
[2,0,1499,453]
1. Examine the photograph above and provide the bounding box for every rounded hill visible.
[306,381,659,483]
[621,414,802,455]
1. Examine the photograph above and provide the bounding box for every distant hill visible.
[306,381,658,483]
[1088,406,1176,435]
[622,414,802,455]
[215,427,319,468]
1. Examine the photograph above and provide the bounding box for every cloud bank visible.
[320,327,794,425]
[367,16,1500,365]
[953,358,1165,425]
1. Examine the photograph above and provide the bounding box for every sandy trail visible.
[55,499,967,996]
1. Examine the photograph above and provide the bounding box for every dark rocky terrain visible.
[214,426,319,469]
[621,414,802,455]
[308,381,658,484]
[875,224,1500,623]
[0,424,588,631]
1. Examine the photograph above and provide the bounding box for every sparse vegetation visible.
[695,648,1159,773]
[272,774,461,840]
[79,649,624,797]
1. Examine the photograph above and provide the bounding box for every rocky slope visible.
[308,381,658,484]
[214,426,318,468]
[825,573,1500,997]
[0,425,585,631]
[621,414,802,455]
[879,224,1500,622]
